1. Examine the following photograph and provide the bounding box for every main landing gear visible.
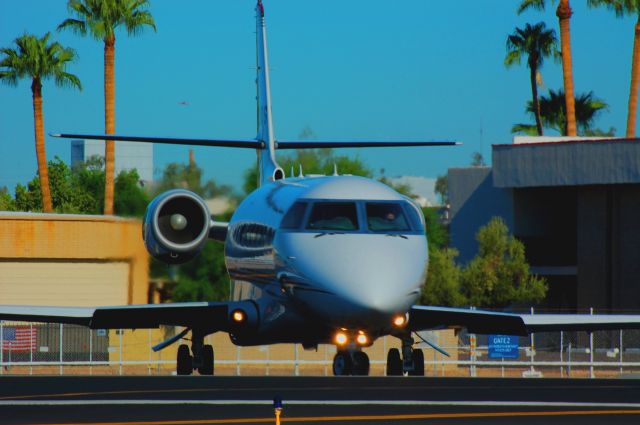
[176,331,215,376]
[386,335,424,376]
[332,350,370,376]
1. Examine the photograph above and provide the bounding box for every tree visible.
[0,33,81,212]
[518,0,578,136]
[242,149,373,195]
[0,187,15,211]
[11,156,148,215]
[423,207,448,250]
[421,248,465,307]
[460,217,547,309]
[588,0,640,137]
[435,175,448,205]
[512,89,608,135]
[59,0,156,215]
[505,22,559,135]
[470,152,486,167]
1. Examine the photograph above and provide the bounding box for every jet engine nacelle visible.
[143,189,211,264]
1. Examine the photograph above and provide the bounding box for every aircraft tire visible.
[198,344,214,376]
[409,348,424,376]
[386,348,402,376]
[332,351,353,376]
[352,351,370,376]
[177,344,193,376]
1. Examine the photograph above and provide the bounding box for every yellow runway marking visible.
[32,409,640,425]
[0,388,218,401]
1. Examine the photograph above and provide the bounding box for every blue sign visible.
[488,335,519,359]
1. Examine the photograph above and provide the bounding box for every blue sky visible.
[0,1,635,194]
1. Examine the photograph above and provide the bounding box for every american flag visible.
[1,326,37,352]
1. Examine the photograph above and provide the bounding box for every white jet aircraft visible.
[2,1,640,376]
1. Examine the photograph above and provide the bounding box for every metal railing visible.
[2,318,640,377]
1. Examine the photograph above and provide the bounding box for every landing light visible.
[356,332,368,345]
[334,331,348,346]
[393,314,407,327]
[231,309,246,323]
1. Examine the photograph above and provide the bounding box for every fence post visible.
[266,345,270,376]
[1,320,4,375]
[236,345,241,376]
[589,307,594,379]
[530,307,535,375]
[294,344,299,376]
[383,335,387,376]
[59,323,63,375]
[29,322,33,376]
[323,344,328,377]
[469,333,476,378]
[148,329,152,376]
[119,329,123,376]
[619,329,624,375]
[89,328,93,376]
[560,330,564,378]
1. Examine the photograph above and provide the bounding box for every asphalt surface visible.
[1,376,640,424]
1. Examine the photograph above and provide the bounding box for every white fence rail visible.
[2,318,640,377]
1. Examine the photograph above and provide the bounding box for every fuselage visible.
[225,175,429,346]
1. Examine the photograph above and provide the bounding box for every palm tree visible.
[512,89,608,135]
[518,0,578,136]
[58,0,156,215]
[505,22,559,135]
[588,0,640,137]
[0,33,81,213]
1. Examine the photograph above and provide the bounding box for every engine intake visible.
[143,189,211,264]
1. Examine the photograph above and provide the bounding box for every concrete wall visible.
[0,213,149,306]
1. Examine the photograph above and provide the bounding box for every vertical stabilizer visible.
[256,0,283,186]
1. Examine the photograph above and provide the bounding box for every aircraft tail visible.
[255,0,284,185]
[52,1,458,187]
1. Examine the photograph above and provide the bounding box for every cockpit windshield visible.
[366,203,411,232]
[307,202,358,231]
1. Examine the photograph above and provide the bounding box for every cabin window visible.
[281,202,308,229]
[307,202,359,231]
[366,203,411,232]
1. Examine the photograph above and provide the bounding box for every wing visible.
[409,306,528,336]
[521,314,640,333]
[409,305,640,336]
[0,301,247,332]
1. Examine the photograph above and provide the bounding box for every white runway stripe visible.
[1,400,640,408]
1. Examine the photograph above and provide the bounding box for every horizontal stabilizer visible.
[51,133,264,149]
[276,140,460,149]
[51,133,459,150]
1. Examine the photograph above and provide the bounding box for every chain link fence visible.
[2,315,640,377]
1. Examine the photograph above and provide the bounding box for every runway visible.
[1,376,640,424]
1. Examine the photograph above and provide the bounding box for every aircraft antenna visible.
[298,164,304,178]
[332,163,339,176]
[290,166,295,178]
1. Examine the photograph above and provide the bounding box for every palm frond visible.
[517,0,549,15]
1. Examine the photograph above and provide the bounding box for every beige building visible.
[0,213,149,307]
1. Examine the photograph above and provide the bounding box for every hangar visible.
[0,213,149,306]
[449,137,640,311]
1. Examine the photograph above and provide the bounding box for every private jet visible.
[2,1,640,376]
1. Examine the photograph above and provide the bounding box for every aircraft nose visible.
[279,233,427,320]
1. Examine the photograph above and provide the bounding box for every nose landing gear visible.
[386,335,424,376]
[332,350,370,376]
